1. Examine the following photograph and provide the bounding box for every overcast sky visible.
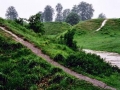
[0,0,120,19]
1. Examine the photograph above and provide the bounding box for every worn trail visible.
[0,26,116,90]
[96,19,107,31]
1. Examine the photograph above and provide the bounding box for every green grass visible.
[0,18,120,89]
[43,22,71,35]
[74,19,120,53]
[0,29,103,90]
[74,19,104,32]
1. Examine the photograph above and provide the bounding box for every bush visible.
[65,52,120,77]
[59,29,78,50]
[53,53,65,62]
[28,13,44,34]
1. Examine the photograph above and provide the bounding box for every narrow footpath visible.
[0,26,116,90]
[96,19,107,31]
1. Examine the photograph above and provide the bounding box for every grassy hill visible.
[0,28,103,90]
[43,22,71,35]
[0,17,120,89]
[74,18,120,54]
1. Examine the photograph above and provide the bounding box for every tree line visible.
[5,1,106,25]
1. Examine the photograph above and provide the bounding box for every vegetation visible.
[0,30,103,90]
[62,9,71,21]
[28,13,44,34]
[43,22,71,35]
[43,5,54,22]
[98,13,106,19]
[55,3,63,22]
[73,1,94,21]
[65,12,80,25]
[74,19,120,54]
[5,6,18,20]
[0,17,120,89]
[58,29,77,50]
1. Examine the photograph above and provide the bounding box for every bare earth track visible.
[0,26,116,90]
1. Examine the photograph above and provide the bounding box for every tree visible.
[55,3,63,22]
[5,6,18,20]
[98,13,106,19]
[77,1,94,21]
[39,11,44,22]
[63,9,71,21]
[71,5,78,14]
[65,12,80,25]
[28,13,44,34]
[44,5,54,22]
[15,18,24,25]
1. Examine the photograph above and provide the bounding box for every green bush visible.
[65,52,120,77]
[53,53,65,62]
[59,29,78,50]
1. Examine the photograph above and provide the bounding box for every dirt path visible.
[0,26,116,90]
[96,19,107,31]
[83,49,120,68]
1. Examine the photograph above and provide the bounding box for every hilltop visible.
[43,22,71,35]
[73,18,120,54]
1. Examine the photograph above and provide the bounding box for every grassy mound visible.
[74,19,120,53]
[43,22,71,35]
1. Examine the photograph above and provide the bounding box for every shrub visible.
[65,52,120,77]
[53,53,65,62]
[59,29,78,50]
[28,13,44,34]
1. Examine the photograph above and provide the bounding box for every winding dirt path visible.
[0,26,116,90]
[96,19,107,31]
[83,49,120,68]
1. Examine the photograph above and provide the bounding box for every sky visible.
[0,0,120,19]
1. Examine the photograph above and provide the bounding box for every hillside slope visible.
[74,18,120,54]
[0,17,120,89]
[0,29,103,90]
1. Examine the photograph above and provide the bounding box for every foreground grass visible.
[0,30,103,90]
[0,18,120,89]
[74,19,120,54]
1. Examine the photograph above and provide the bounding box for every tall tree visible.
[5,6,18,20]
[98,13,106,19]
[77,1,94,21]
[71,5,78,14]
[44,5,54,22]
[63,9,71,21]
[39,11,44,22]
[55,3,63,21]
[65,12,80,25]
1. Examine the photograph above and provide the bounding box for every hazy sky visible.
[0,0,120,19]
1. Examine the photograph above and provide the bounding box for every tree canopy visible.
[65,12,80,25]
[44,5,54,22]
[55,3,63,21]
[28,13,44,34]
[98,13,106,19]
[63,9,71,21]
[77,1,94,21]
[5,6,18,20]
